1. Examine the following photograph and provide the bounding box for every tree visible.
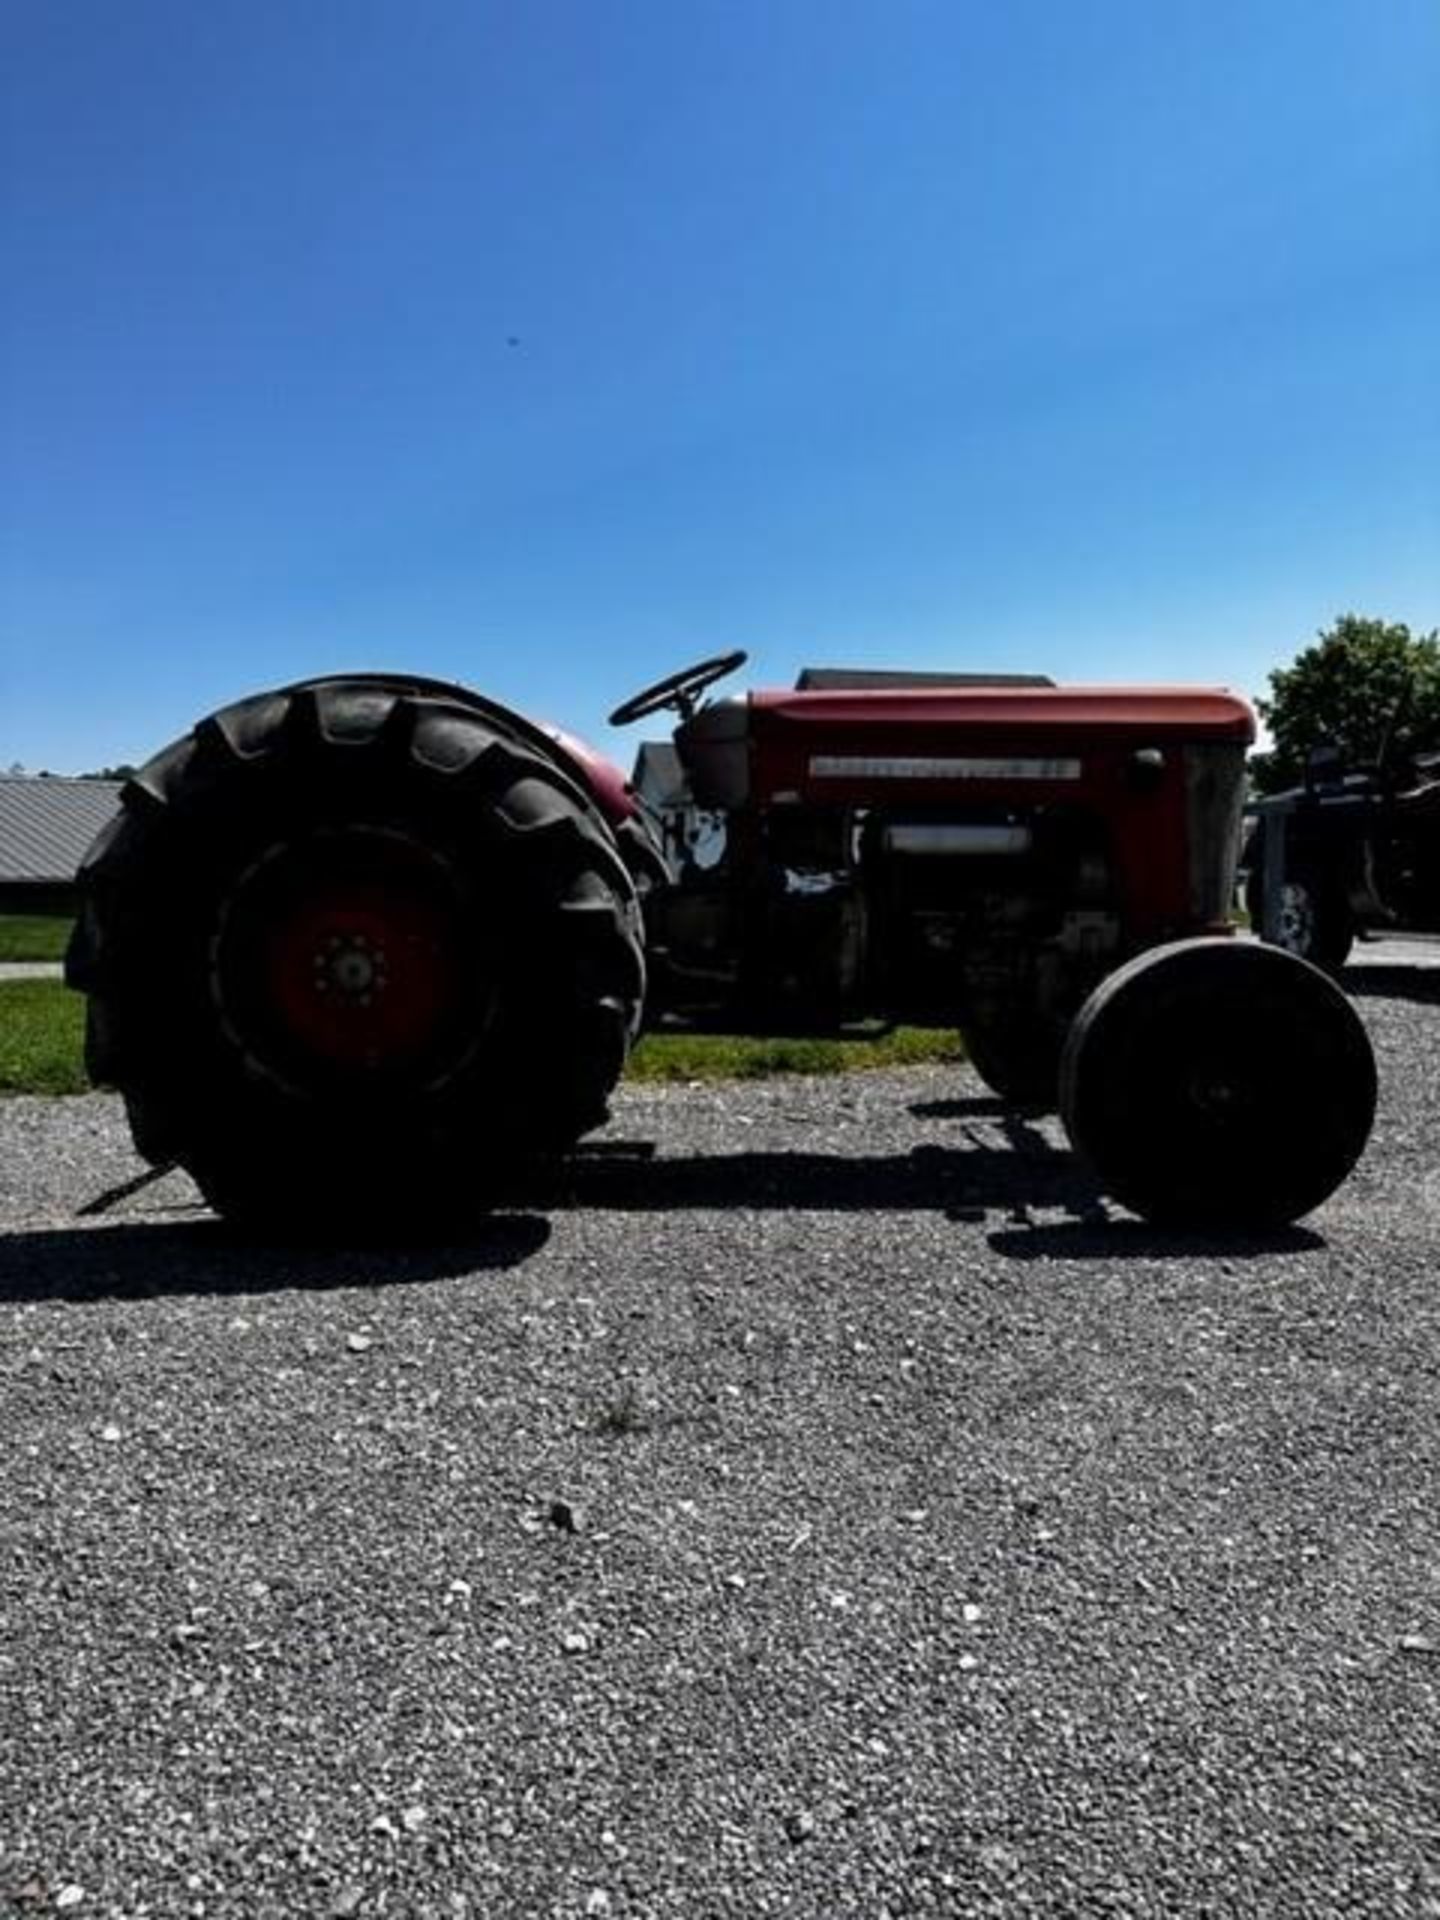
[1251,614,1440,794]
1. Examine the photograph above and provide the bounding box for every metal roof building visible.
[0,777,122,908]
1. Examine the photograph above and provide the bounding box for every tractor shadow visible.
[514,1103,1090,1220]
[546,1110,1322,1264]
[1343,962,1440,1006]
[983,1218,1321,1262]
[0,1212,551,1308]
[0,1095,1320,1303]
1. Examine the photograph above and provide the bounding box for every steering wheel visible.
[608,650,748,727]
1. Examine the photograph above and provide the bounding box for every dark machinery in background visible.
[1246,741,1440,969]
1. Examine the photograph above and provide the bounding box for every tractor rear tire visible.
[66,678,645,1229]
[1059,937,1375,1228]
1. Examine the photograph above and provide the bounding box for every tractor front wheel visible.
[1059,938,1375,1228]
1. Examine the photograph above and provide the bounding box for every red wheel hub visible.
[262,883,460,1070]
[216,830,482,1086]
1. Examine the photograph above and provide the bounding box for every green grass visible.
[0,980,88,1096]
[627,1024,964,1081]
[0,914,73,963]
[0,980,964,1099]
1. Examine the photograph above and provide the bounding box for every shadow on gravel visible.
[514,1123,1331,1263]
[1344,963,1440,1005]
[986,1219,1324,1262]
[0,1214,550,1306]
[533,1146,1326,1261]
[908,1094,1013,1120]
[2,1108,1332,1298]
[905,1095,1331,1262]
[528,1117,1109,1220]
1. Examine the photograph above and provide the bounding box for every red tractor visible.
[67,654,1376,1230]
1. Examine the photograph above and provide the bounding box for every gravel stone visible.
[548,1498,580,1534]
[1,951,1438,1915]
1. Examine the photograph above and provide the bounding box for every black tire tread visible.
[69,676,645,1227]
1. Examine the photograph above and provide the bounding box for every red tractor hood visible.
[748,684,1255,741]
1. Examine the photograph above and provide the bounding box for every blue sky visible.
[3,0,1437,772]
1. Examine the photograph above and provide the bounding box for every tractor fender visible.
[537,723,638,826]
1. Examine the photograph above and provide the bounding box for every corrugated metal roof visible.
[0,778,123,883]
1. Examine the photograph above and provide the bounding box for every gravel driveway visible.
[2,957,1437,1917]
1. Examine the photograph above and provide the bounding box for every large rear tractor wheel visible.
[1059,938,1376,1228]
[67,678,646,1228]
